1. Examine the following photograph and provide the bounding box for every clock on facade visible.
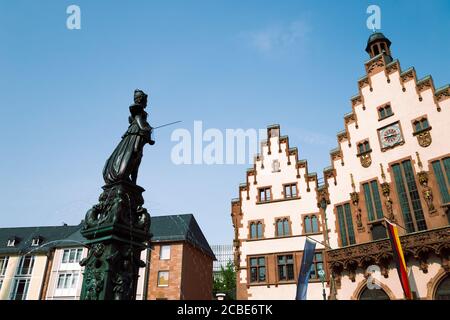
[378,122,404,150]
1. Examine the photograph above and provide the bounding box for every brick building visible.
[146,214,216,300]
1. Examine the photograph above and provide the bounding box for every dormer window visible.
[31,237,42,247]
[7,238,16,247]
[378,104,393,120]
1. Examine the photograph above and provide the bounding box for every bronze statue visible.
[103,89,155,185]
[80,89,153,300]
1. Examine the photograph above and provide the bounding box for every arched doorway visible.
[434,275,450,300]
[359,286,390,300]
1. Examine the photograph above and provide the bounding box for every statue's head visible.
[133,89,148,107]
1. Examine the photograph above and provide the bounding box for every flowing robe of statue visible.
[102,94,154,185]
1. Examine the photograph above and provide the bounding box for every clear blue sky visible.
[1,0,449,245]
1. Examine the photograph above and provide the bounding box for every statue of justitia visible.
[102,89,155,185]
[80,89,153,300]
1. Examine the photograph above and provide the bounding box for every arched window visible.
[257,222,263,239]
[359,286,390,300]
[304,215,319,234]
[276,218,290,237]
[311,215,319,233]
[276,220,284,236]
[250,223,257,239]
[304,216,311,234]
[434,275,450,300]
[250,221,263,239]
[283,219,289,234]
[373,44,380,55]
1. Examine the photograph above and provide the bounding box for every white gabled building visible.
[232,125,328,300]
[323,33,450,300]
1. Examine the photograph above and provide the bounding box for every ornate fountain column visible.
[79,89,153,300]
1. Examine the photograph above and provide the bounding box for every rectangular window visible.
[432,158,450,204]
[258,187,271,202]
[17,256,34,276]
[69,249,76,262]
[57,273,79,289]
[336,203,355,246]
[10,279,30,300]
[62,248,83,264]
[309,252,324,280]
[378,105,393,120]
[363,180,384,221]
[160,245,171,260]
[0,256,9,276]
[277,254,294,281]
[358,141,371,155]
[157,271,169,287]
[283,184,297,198]
[249,257,266,283]
[413,117,430,133]
[75,248,83,262]
[392,160,427,233]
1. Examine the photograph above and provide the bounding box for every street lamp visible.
[318,269,326,301]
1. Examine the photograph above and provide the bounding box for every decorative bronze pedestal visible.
[80,89,154,300]
[80,182,151,300]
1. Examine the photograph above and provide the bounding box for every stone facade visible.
[232,125,328,300]
[231,33,450,300]
[321,33,450,300]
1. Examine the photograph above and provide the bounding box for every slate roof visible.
[0,225,80,255]
[0,214,215,260]
[150,214,216,259]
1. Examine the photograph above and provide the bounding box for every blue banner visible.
[295,238,316,300]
